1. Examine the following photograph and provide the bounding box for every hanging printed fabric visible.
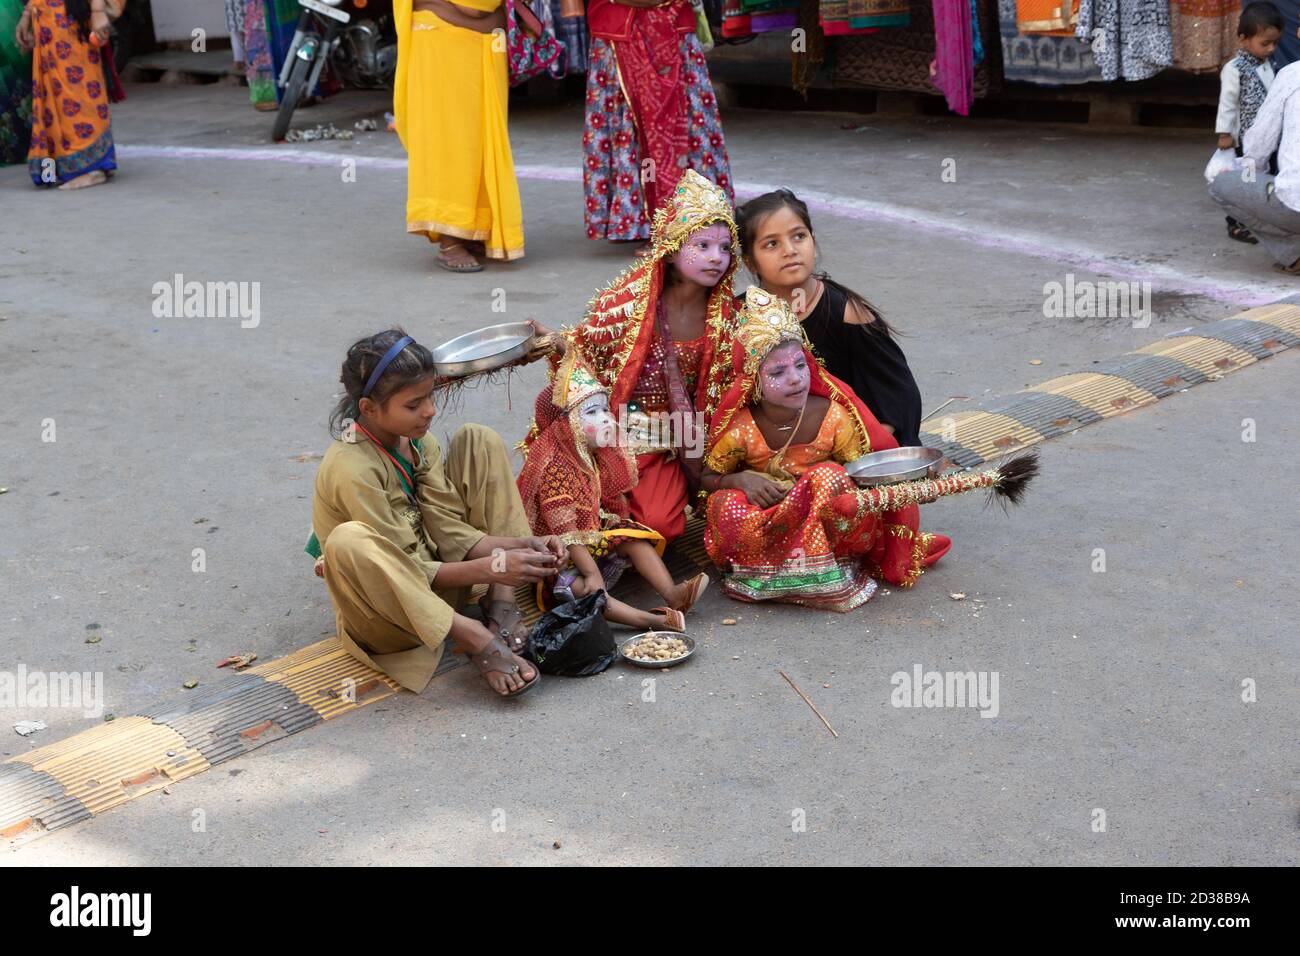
[546,0,590,74]
[1073,0,1173,82]
[508,0,567,86]
[1016,0,1078,35]
[821,0,910,35]
[998,0,1101,84]
[1169,0,1238,73]
[932,0,976,115]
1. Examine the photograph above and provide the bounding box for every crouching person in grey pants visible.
[1211,169,1300,272]
[1210,58,1300,273]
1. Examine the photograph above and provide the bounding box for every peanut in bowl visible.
[619,632,697,668]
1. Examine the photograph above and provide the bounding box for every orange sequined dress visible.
[704,403,892,611]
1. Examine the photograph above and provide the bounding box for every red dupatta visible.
[517,381,640,538]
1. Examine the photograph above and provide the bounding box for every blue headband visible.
[361,335,415,399]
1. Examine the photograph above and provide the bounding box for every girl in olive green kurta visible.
[309,329,567,698]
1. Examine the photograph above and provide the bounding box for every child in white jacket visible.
[1217,2,1283,243]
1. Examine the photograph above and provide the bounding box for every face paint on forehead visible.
[692,223,732,247]
[579,394,609,416]
[760,340,804,374]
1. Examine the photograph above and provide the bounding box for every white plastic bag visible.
[1204,148,1237,184]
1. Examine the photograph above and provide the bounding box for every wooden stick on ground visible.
[921,397,957,423]
[778,670,839,738]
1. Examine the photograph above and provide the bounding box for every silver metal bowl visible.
[843,446,946,487]
[428,322,536,377]
[619,632,697,669]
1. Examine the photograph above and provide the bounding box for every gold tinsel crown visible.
[551,349,607,410]
[650,169,739,254]
[736,285,807,377]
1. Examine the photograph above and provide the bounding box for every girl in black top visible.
[736,189,924,447]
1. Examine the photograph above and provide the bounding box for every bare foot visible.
[58,170,106,190]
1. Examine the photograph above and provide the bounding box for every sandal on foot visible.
[437,242,484,273]
[652,607,687,633]
[1273,257,1300,275]
[673,572,709,613]
[470,635,540,698]
[1227,222,1258,244]
[481,598,529,654]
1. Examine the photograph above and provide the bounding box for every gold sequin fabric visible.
[630,333,707,415]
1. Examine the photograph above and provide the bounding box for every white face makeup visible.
[671,223,733,287]
[757,340,810,411]
[578,393,617,448]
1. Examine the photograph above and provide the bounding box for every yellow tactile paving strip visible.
[248,638,403,720]
[1133,336,1258,376]
[1231,302,1300,333]
[5,302,1298,848]
[920,410,1049,459]
[1034,372,1160,415]
[920,305,1298,467]
[10,718,210,817]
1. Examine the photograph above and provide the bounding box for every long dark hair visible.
[737,189,897,338]
[329,328,438,437]
[65,0,94,43]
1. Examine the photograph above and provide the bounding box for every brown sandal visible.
[436,241,484,273]
[652,607,687,633]
[673,573,709,613]
[481,598,529,654]
[470,635,540,698]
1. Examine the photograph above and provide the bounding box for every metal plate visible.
[619,633,696,669]
[843,446,945,486]
[429,322,535,377]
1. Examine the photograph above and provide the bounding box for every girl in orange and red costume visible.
[701,287,951,611]
[531,169,743,545]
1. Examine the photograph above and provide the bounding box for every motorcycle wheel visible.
[271,53,314,143]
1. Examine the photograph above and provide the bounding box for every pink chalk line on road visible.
[119,144,1285,307]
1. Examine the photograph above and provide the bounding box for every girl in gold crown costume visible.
[516,355,709,632]
[530,169,743,547]
[701,288,952,611]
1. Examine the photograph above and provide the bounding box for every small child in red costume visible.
[516,354,709,631]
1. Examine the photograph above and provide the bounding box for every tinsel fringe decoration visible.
[432,365,522,415]
[850,451,1039,514]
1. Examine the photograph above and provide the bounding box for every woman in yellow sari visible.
[395,0,524,272]
[16,0,115,188]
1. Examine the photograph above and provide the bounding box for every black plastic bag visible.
[524,590,616,676]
